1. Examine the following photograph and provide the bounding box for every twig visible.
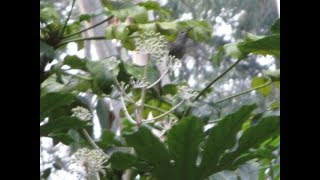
[62,15,114,39]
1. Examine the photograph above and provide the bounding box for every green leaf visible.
[60,77,91,93]
[41,168,51,179]
[109,151,138,170]
[79,14,92,22]
[219,116,280,169]
[223,42,247,59]
[167,116,204,180]
[63,55,87,70]
[97,129,123,148]
[251,77,272,97]
[40,7,60,22]
[162,84,178,95]
[48,133,74,145]
[238,34,280,58]
[111,5,148,23]
[40,92,76,120]
[121,38,136,50]
[262,69,280,82]
[138,22,158,32]
[177,20,212,42]
[123,62,160,84]
[114,24,130,40]
[86,58,115,94]
[40,116,89,136]
[271,18,280,34]
[138,1,172,18]
[124,126,177,180]
[198,104,257,179]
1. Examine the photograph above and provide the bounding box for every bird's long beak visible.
[186,25,196,32]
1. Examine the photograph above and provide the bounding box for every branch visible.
[119,94,137,125]
[61,71,92,80]
[56,36,106,48]
[82,129,109,157]
[62,15,114,39]
[147,67,171,89]
[142,100,184,123]
[181,58,242,118]
[59,0,76,38]
[194,58,242,102]
[136,55,150,124]
[214,78,272,104]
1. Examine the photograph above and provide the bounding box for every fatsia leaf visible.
[124,126,177,180]
[167,116,204,180]
[198,104,257,179]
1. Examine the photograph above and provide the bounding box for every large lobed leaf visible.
[40,92,76,121]
[198,104,257,179]
[124,126,177,180]
[167,116,204,180]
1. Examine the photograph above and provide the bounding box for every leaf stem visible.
[194,58,242,101]
[61,71,92,80]
[59,0,76,38]
[142,100,184,123]
[147,67,171,89]
[82,129,109,157]
[57,36,106,48]
[214,79,272,104]
[181,58,242,118]
[62,15,114,39]
[136,55,150,124]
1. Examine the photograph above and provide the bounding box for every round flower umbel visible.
[71,106,92,121]
[177,85,198,101]
[72,148,108,177]
[136,31,168,60]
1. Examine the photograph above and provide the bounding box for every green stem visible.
[82,129,109,157]
[62,15,114,39]
[142,100,184,123]
[137,55,150,124]
[59,0,76,38]
[181,58,242,118]
[61,71,92,80]
[194,59,242,101]
[214,79,272,104]
[56,36,106,48]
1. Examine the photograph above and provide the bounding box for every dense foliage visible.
[40,0,279,179]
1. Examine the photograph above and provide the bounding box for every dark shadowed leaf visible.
[40,116,89,136]
[124,126,177,180]
[167,116,204,180]
[86,58,115,94]
[40,92,76,120]
[271,18,280,34]
[63,55,87,70]
[219,116,280,169]
[109,151,138,170]
[198,104,257,179]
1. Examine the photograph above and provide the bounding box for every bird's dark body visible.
[169,42,186,59]
[168,26,195,59]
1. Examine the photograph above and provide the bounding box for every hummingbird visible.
[168,26,196,59]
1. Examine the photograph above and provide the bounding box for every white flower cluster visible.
[71,106,92,121]
[72,148,108,176]
[136,31,168,60]
[167,55,182,71]
[177,85,198,101]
